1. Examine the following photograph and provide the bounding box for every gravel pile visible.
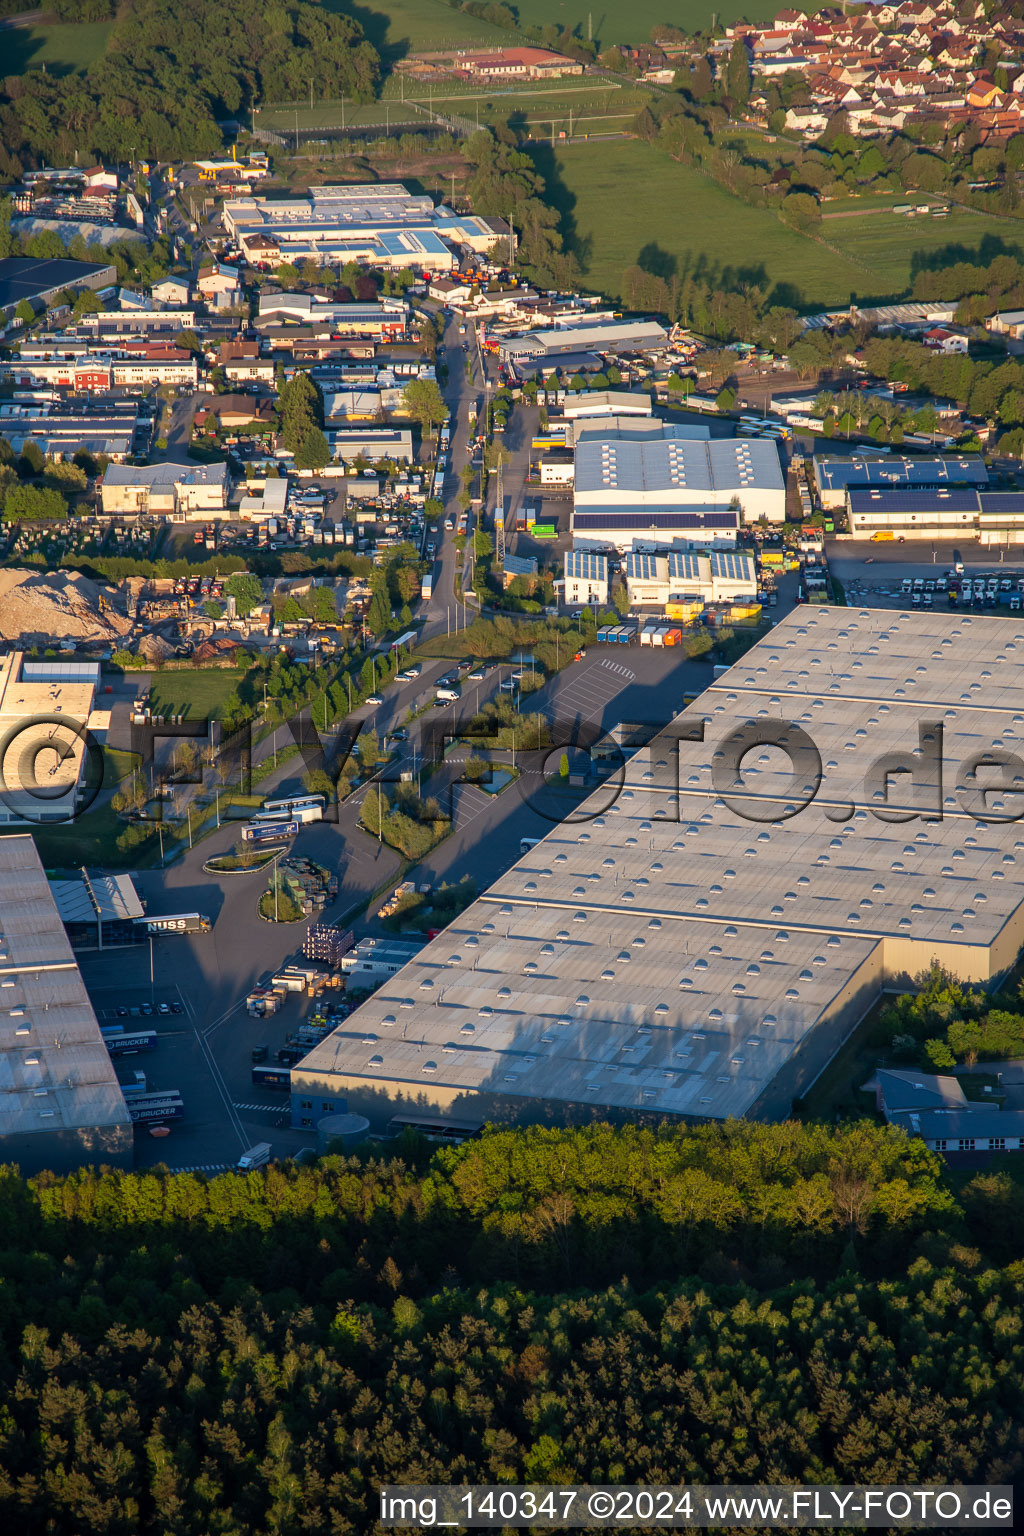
[0,569,132,645]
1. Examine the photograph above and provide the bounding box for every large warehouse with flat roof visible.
[0,256,116,323]
[570,431,785,546]
[813,453,989,511]
[0,837,132,1172]
[291,608,1024,1133]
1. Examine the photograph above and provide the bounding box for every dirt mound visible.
[0,568,132,645]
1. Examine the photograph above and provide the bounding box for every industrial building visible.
[563,549,610,606]
[0,836,132,1173]
[500,318,669,364]
[0,400,139,462]
[100,461,229,519]
[813,453,989,511]
[256,292,409,337]
[625,548,757,607]
[327,429,414,465]
[80,308,197,332]
[562,391,653,420]
[567,416,710,450]
[292,607,1024,1132]
[572,508,740,551]
[846,487,1024,543]
[571,431,785,550]
[0,653,100,826]
[0,256,116,323]
[225,184,503,272]
[50,869,145,951]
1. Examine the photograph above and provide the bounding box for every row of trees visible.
[0,1121,1020,1528]
[461,128,581,290]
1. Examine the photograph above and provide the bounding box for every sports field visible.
[549,139,1024,309]
[3,20,113,77]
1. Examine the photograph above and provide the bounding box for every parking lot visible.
[838,563,1024,611]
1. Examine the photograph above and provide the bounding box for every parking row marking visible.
[232,1102,290,1113]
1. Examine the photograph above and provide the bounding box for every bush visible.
[3,484,68,522]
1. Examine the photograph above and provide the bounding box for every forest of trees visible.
[0,1120,1021,1531]
[0,0,379,168]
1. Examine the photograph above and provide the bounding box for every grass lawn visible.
[548,138,1024,310]
[19,803,160,871]
[325,0,514,58]
[148,667,255,723]
[102,747,141,785]
[828,206,1024,295]
[4,21,113,77]
[510,0,778,47]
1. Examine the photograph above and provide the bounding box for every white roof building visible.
[0,652,98,826]
[292,608,1024,1132]
[562,390,653,419]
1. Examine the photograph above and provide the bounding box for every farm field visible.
[3,20,113,77]
[326,0,514,56]
[549,139,1024,310]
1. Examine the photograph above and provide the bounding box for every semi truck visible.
[124,1090,184,1124]
[237,1142,272,1171]
[241,818,299,844]
[101,1026,158,1056]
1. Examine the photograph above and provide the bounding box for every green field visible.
[148,666,255,723]
[326,0,514,57]
[3,20,113,77]
[486,0,778,48]
[827,204,1024,282]
[548,138,1024,309]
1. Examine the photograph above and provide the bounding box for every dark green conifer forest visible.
[0,1121,1021,1531]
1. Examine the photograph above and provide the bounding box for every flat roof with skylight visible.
[294,609,1024,1130]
